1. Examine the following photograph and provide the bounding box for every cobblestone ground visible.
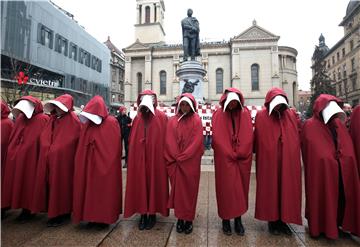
[2,164,360,247]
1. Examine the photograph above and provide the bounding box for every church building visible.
[123,0,298,107]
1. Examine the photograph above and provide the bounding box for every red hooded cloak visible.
[212,88,254,220]
[72,96,122,224]
[350,105,360,172]
[254,87,302,225]
[31,94,81,218]
[124,90,169,218]
[301,94,360,239]
[164,93,204,221]
[2,96,49,210]
[1,101,14,185]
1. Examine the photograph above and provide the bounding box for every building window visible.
[137,72,142,94]
[85,52,91,67]
[337,52,340,61]
[111,68,116,82]
[342,48,345,57]
[145,6,150,23]
[339,82,342,96]
[332,56,335,64]
[216,68,223,94]
[338,67,341,80]
[79,48,85,64]
[351,58,355,71]
[69,43,77,61]
[251,64,260,91]
[55,34,68,56]
[92,56,101,72]
[333,71,336,81]
[37,24,53,49]
[343,64,347,78]
[350,40,354,50]
[352,77,357,90]
[160,70,166,95]
[79,48,91,67]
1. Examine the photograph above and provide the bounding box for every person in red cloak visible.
[31,94,81,227]
[301,94,360,239]
[164,93,204,234]
[2,96,49,221]
[350,105,360,172]
[254,87,302,236]
[72,95,122,228]
[124,90,169,230]
[212,88,253,236]
[1,101,14,218]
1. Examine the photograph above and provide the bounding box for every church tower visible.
[135,0,165,43]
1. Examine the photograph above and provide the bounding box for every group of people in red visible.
[1,87,359,240]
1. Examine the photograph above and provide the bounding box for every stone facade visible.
[124,0,298,107]
[314,1,360,106]
[104,37,125,109]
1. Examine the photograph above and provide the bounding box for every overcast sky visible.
[52,0,352,90]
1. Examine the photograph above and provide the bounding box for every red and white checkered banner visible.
[129,104,263,135]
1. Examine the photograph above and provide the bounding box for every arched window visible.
[251,64,259,91]
[216,68,223,94]
[160,70,166,95]
[137,72,142,94]
[145,6,150,23]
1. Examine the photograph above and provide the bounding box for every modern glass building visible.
[1,0,110,106]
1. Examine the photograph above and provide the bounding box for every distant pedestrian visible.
[124,90,169,230]
[72,96,122,227]
[165,93,204,234]
[254,88,302,236]
[31,94,81,227]
[116,106,132,168]
[2,96,49,222]
[301,94,360,239]
[212,88,253,236]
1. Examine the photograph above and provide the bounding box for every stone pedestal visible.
[176,60,206,103]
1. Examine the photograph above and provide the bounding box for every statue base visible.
[176,60,206,103]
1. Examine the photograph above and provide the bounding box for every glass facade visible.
[1,1,110,106]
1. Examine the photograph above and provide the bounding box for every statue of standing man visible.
[181,9,200,61]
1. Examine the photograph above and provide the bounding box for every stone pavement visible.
[2,167,360,247]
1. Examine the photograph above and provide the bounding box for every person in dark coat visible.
[116,106,132,168]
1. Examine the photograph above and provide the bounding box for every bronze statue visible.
[181,9,200,61]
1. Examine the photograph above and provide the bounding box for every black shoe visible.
[176,219,184,233]
[222,219,232,236]
[1,208,9,220]
[278,221,292,235]
[47,214,70,227]
[268,221,281,235]
[15,209,34,223]
[146,214,156,230]
[88,222,109,230]
[138,214,147,230]
[184,221,193,234]
[234,216,245,236]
